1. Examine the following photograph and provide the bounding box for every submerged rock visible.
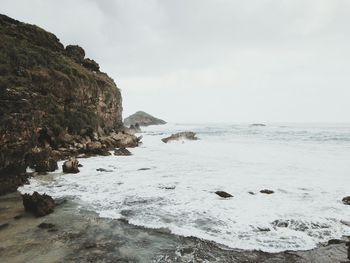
[38,222,55,229]
[342,196,350,205]
[250,123,266,127]
[22,191,55,217]
[124,111,166,127]
[62,159,80,174]
[260,189,274,194]
[162,132,198,143]
[215,191,233,198]
[96,168,113,172]
[114,148,132,156]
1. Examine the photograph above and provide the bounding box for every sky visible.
[2,0,350,123]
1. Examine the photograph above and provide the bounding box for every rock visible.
[110,132,141,148]
[162,132,199,143]
[114,148,132,156]
[124,111,166,127]
[129,123,142,133]
[22,191,55,217]
[0,173,29,196]
[138,168,151,171]
[328,239,345,245]
[62,159,80,174]
[82,58,100,71]
[250,123,266,127]
[38,223,55,229]
[65,45,85,63]
[96,168,113,172]
[342,196,350,205]
[85,141,111,156]
[24,147,58,173]
[260,189,274,194]
[215,191,233,198]
[248,191,255,195]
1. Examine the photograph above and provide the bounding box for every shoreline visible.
[0,191,348,263]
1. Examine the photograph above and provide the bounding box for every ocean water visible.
[20,123,350,252]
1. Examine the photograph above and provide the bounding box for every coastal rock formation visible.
[342,196,350,205]
[215,191,233,198]
[62,159,80,174]
[22,191,55,217]
[124,111,166,127]
[114,148,132,156]
[0,14,140,194]
[25,146,58,173]
[162,132,198,143]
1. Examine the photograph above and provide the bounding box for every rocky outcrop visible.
[162,132,198,143]
[0,14,134,193]
[62,159,80,174]
[22,191,55,217]
[124,111,166,127]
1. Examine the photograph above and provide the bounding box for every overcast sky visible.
[2,0,350,123]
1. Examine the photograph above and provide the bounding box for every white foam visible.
[19,123,350,252]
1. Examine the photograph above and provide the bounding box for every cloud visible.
[2,0,350,122]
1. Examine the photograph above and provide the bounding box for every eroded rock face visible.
[62,159,80,174]
[22,191,55,217]
[162,132,198,143]
[0,14,123,181]
[124,111,166,127]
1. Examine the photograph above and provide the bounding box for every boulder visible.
[22,191,55,217]
[25,147,58,173]
[129,123,142,133]
[124,111,166,127]
[82,58,100,72]
[260,189,274,194]
[110,132,141,148]
[65,45,85,63]
[162,132,198,143]
[114,148,132,156]
[62,158,80,174]
[215,191,233,198]
[342,196,350,205]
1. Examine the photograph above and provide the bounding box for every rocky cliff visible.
[0,14,131,189]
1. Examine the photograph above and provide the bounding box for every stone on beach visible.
[22,191,55,217]
[215,191,233,198]
[62,159,80,174]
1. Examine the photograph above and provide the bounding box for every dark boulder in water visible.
[22,191,55,217]
[342,196,350,205]
[114,148,132,156]
[62,159,80,174]
[162,132,198,143]
[25,147,58,174]
[215,191,233,198]
[260,189,274,194]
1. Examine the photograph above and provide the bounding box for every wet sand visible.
[0,192,348,263]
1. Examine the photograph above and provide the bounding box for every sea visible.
[19,123,350,252]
